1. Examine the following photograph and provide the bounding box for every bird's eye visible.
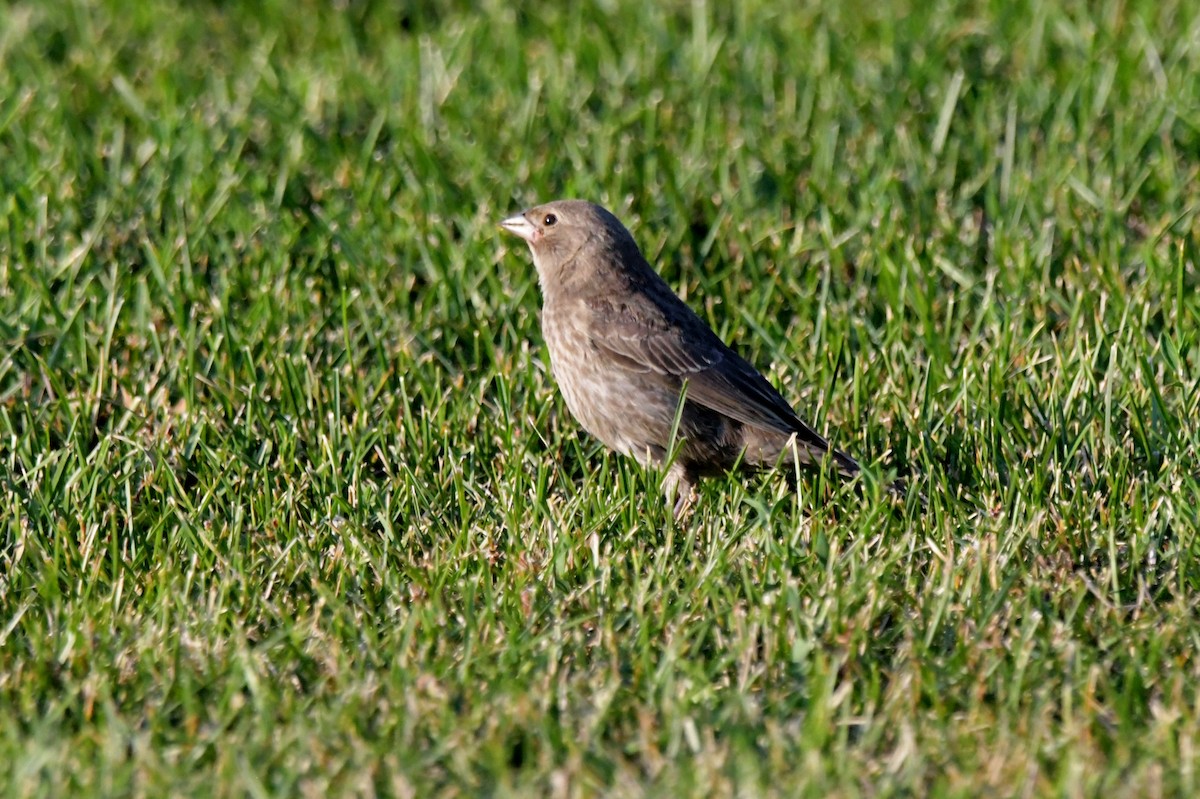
[543,213,558,226]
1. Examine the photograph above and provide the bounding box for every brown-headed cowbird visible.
[500,200,861,517]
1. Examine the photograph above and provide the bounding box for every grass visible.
[2,0,1199,795]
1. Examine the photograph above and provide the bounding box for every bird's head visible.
[499,200,639,294]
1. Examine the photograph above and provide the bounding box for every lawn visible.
[2,0,1199,795]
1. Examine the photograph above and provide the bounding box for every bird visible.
[499,199,862,518]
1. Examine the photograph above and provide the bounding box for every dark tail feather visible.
[829,446,860,478]
[886,475,927,508]
[828,443,926,509]
[786,427,924,508]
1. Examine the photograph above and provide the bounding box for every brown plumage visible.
[499,199,860,517]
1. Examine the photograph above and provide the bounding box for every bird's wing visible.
[584,293,830,446]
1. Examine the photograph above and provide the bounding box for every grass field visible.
[3,0,1199,795]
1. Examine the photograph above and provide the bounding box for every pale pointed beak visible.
[499,214,542,243]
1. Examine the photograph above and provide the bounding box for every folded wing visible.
[585,292,853,471]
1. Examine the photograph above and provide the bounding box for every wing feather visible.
[585,293,829,448]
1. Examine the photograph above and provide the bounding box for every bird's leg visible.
[663,462,699,521]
